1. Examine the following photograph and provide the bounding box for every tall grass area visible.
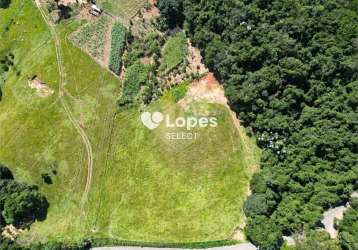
[159,32,188,74]
[0,0,260,244]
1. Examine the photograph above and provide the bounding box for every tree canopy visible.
[159,0,358,248]
[0,165,49,229]
[0,0,10,9]
[338,198,358,250]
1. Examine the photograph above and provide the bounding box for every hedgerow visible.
[109,22,126,74]
[89,238,238,249]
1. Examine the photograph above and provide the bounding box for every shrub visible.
[118,61,150,107]
[244,194,269,217]
[294,231,341,250]
[109,22,126,74]
[125,32,164,67]
[89,238,237,249]
[171,83,188,102]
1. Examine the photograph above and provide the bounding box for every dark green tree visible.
[0,0,10,8]
[157,0,184,30]
[0,164,13,179]
[0,166,49,229]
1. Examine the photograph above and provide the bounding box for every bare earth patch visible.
[178,73,227,109]
[58,0,86,6]
[28,77,54,97]
[78,5,98,22]
[142,0,160,19]
[1,225,23,241]
[186,40,208,76]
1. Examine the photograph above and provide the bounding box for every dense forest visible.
[158,0,358,249]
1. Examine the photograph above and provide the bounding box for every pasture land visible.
[0,0,260,244]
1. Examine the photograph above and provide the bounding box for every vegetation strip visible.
[109,21,126,74]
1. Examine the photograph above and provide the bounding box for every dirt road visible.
[34,0,94,205]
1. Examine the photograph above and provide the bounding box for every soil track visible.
[34,0,94,206]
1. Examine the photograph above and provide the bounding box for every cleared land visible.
[96,0,147,19]
[0,0,260,244]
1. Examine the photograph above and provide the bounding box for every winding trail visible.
[34,0,94,205]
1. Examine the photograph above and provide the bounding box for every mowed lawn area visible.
[96,0,147,19]
[0,0,260,244]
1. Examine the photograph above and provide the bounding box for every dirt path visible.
[34,0,94,206]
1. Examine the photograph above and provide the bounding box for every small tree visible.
[157,0,184,30]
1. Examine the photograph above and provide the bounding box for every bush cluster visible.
[118,60,150,107]
[109,22,126,74]
[0,164,49,229]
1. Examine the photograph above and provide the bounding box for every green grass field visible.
[159,32,188,74]
[0,0,260,244]
[96,0,147,19]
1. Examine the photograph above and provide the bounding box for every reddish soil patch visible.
[178,73,227,109]
[200,73,219,88]
[144,0,160,17]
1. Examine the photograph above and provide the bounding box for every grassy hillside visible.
[0,0,260,244]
